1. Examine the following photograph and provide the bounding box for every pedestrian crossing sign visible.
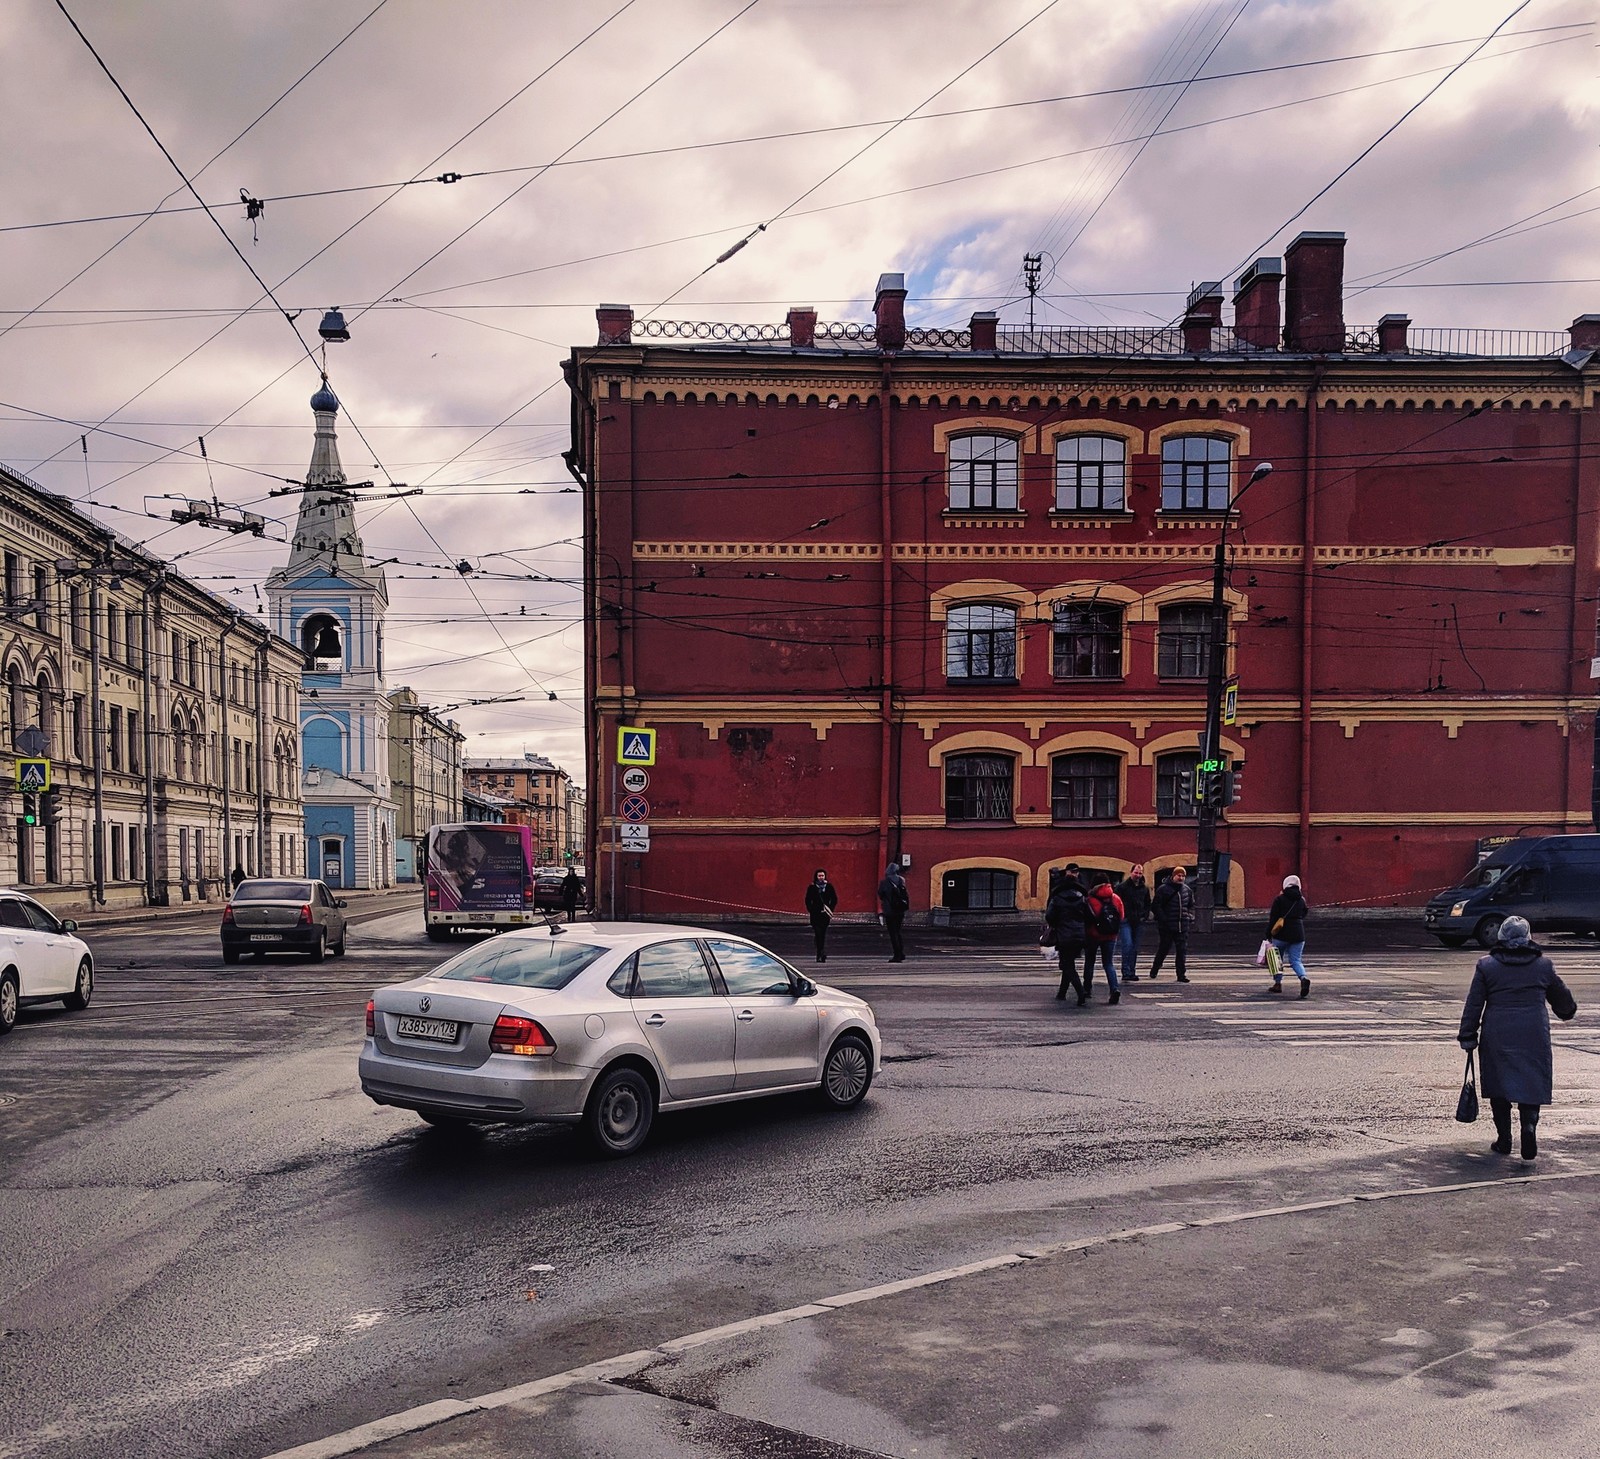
[616,726,656,766]
[16,758,49,792]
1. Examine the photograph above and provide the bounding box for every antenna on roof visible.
[1023,253,1043,333]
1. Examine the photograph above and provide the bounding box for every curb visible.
[261,1163,1600,1459]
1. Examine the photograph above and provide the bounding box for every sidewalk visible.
[275,1135,1600,1459]
[64,882,420,932]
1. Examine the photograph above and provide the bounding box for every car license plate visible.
[396,1015,459,1043]
[249,934,282,942]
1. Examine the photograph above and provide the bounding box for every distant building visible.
[387,686,464,880]
[463,754,576,863]
[0,462,303,912]
[564,781,587,864]
[265,379,395,890]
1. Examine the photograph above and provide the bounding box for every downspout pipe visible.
[219,615,236,890]
[878,362,895,883]
[1298,369,1325,873]
[255,637,268,875]
[141,571,163,904]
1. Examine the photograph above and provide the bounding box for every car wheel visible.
[583,1066,655,1158]
[1435,935,1469,949]
[63,959,93,1011]
[1475,915,1505,950]
[0,971,17,1035]
[222,947,241,965]
[307,933,325,964]
[333,934,347,957]
[819,1034,873,1110]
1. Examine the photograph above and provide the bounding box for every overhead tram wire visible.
[3,0,391,346]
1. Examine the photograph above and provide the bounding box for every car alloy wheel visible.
[585,1067,654,1157]
[64,959,93,1011]
[821,1036,872,1109]
[0,972,17,1035]
[1475,915,1505,950]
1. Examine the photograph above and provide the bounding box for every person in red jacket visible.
[1084,879,1126,1006]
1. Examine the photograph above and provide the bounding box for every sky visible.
[1,0,1594,784]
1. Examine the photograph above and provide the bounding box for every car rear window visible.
[232,881,312,901]
[435,938,605,989]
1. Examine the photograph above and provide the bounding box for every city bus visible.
[422,823,539,940]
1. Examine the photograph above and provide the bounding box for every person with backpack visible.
[1147,866,1193,983]
[1114,864,1151,982]
[1043,868,1092,1005]
[1085,878,1125,1005]
[1266,874,1311,997]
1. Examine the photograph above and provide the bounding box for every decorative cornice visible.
[633,541,881,561]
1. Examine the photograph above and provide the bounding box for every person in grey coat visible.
[1457,915,1578,1160]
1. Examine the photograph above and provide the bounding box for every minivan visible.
[1423,835,1600,948]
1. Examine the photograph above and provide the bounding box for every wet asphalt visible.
[2,901,1598,1459]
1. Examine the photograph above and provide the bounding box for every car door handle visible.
[643,1013,666,1026]
[735,1010,755,1021]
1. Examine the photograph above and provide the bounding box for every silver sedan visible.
[359,922,880,1156]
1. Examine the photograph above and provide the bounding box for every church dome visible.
[310,377,339,414]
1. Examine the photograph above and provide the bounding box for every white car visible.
[0,890,93,1034]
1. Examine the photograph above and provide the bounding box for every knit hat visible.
[1498,916,1533,947]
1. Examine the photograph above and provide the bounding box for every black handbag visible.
[1039,921,1057,948]
[1455,1050,1479,1123]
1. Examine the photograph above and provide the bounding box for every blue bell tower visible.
[265,378,395,888]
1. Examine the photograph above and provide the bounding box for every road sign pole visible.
[609,754,619,922]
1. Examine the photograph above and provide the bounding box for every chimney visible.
[596,304,633,345]
[1377,313,1410,353]
[1182,281,1224,352]
[970,310,998,351]
[787,307,817,348]
[1232,257,1283,350]
[874,272,907,352]
[1283,231,1346,352]
[1571,315,1600,351]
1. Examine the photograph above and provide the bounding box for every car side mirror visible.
[791,977,817,997]
[336,900,349,908]
[60,919,78,933]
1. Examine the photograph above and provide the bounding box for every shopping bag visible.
[1256,939,1270,967]
[1455,1051,1479,1123]
[1264,944,1282,979]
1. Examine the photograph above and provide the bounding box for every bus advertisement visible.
[423,823,538,939]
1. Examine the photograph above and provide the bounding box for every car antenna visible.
[548,919,564,936]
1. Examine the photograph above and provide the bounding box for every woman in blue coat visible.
[1457,916,1578,1160]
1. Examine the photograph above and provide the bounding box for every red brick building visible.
[566,232,1600,920]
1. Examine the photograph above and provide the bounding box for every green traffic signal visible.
[22,793,38,826]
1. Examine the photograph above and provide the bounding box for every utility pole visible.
[1193,461,1272,933]
[88,574,105,905]
[1023,252,1043,333]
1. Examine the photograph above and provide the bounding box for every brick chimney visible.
[1283,231,1346,352]
[1377,314,1410,353]
[970,311,998,351]
[596,304,633,345]
[1232,257,1283,350]
[1182,281,1224,352]
[1571,315,1600,351]
[874,272,907,352]
[787,307,817,348]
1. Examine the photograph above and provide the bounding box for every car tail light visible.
[490,1014,555,1057]
[427,886,439,907]
[365,1000,376,1036]
[221,904,235,925]
[523,883,535,904]
[298,904,313,926]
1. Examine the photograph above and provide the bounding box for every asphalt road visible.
[2,901,1597,1459]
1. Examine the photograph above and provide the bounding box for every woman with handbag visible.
[1265,875,1311,998]
[1457,915,1578,1160]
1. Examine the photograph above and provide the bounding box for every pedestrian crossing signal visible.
[616,726,656,766]
[21,793,38,826]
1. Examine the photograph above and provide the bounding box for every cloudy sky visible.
[1,0,1593,780]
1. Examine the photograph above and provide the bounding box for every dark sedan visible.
[222,879,348,963]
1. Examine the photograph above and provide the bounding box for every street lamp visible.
[1193,460,1272,933]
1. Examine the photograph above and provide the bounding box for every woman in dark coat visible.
[804,869,838,962]
[1266,874,1311,998]
[1457,915,1578,1160]
[1044,871,1091,1006]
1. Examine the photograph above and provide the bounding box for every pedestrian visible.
[1115,864,1151,982]
[878,861,910,962]
[1085,877,1125,1005]
[1044,868,1091,1005]
[1147,866,1193,983]
[230,863,246,892]
[1266,874,1312,997]
[804,868,838,962]
[560,866,583,923]
[1457,915,1578,1160]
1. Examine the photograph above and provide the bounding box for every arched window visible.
[1160,436,1231,512]
[301,613,343,670]
[941,868,1017,910]
[1156,751,1202,819]
[1157,604,1211,679]
[945,753,1014,823]
[1051,753,1120,822]
[947,434,1019,512]
[170,711,187,779]
[5,664,23,734]
[33,673,54,749]
[1052,601,1123,680]
[1055,436,1126,512]
[946,604,1017,682]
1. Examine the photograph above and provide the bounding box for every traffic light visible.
[21,792,38,826]
[1222,765,1242,807]
[1176,763,1195,805]
[1201,771,1226,810]
[41,787,62,825]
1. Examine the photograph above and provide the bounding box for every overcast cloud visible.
[1,0,1593,780]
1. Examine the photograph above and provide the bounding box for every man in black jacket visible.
[878,862,910,962]
[805,868,839,962]
[1147,866,1193,983]
[1114,864,1151,982]
[1045,870,1092,1005]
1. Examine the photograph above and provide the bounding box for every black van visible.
[1424,834,1600,948]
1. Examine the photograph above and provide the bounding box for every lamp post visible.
[1193,460,1272,934]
